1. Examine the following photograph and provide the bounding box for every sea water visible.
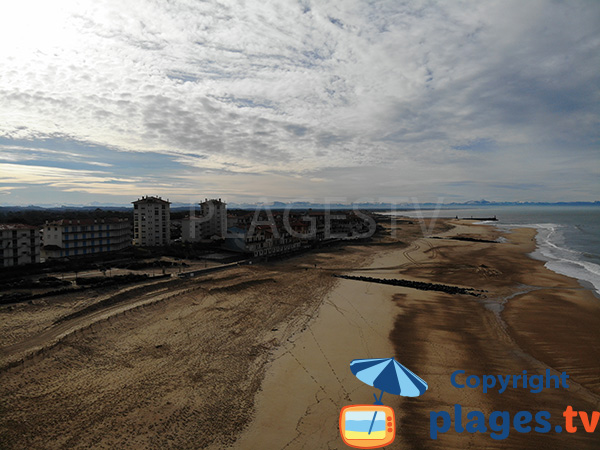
[343,410,386,439]
[386,206,600,296]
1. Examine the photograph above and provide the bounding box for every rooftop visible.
[201,198,226,205]
[46,218,130,226]
[133,196,171,205]
[0,223,38,230]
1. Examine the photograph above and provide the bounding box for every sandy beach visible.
[1,218,599,449]
[232,220,600,449]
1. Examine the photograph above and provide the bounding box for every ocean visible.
[386,206,600,295]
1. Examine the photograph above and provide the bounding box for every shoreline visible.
[384,210,600,299]
[495,221,600,298]
[233,220,600,449]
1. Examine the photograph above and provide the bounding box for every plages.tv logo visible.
[430,369,600,440]
[339,357,428,449]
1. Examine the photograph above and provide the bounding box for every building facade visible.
[182,198,227,242]
[42,218,131,259]
[224,225,303,257]
[133,196,171,246]
[223,210,373,257]
[0,224,41,267]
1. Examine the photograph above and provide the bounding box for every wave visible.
[529,223,600,294]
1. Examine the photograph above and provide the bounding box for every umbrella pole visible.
[368,390,385,435]
[367,410,378,435]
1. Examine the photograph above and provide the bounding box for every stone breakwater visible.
[333,274,485,297]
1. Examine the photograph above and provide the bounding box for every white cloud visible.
[0,0,598,202]
[0,163,127,185]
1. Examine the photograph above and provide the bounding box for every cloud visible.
[0,186,25,195]
[0,163,128,186]
[0,0,598,203]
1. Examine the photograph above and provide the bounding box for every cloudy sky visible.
[0,0,598,205]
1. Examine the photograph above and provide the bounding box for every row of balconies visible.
[2,240,39,247]
[1,250,40,259]
[63,232,131,241]
[61,225,129,232]
[0,233,36,240]
[60,238,131,249]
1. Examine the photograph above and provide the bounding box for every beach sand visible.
[1,219,435,450]
[232,220,600,450]
[1,218,599,449]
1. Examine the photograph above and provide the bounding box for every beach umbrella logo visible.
[339,357,428,449]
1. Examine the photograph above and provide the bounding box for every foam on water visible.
[514,222,600,294]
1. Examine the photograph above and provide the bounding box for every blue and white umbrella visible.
[350,357,428,404]
[350,357,428,436]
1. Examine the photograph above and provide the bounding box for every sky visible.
[0,0,598,206]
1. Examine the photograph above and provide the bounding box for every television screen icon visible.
[339,404,395,449]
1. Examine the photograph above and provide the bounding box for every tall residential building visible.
[42,218,131,259]
[181,198,227,242]
[0,224,41,267]
[133,196,171,246]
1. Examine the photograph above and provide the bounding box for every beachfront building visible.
[223,209,373,257]
[42,218,131,259]
[0,224,41,267]
[181,198,227,242]
[133,196,171,246]
[224,225,303,257]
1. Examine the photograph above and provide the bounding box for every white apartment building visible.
[0,224,41,267]
[42,218,131,259]
[181,198,227,242]
[133,196,171,246]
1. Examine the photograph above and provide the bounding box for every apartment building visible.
[0,224,41,267]
[181,198,227,242]
[133,196,171,246]
[42,218,131,259]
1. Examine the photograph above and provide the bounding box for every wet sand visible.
[233,221,600,449]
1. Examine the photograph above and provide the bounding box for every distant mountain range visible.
[0,199,598,212]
